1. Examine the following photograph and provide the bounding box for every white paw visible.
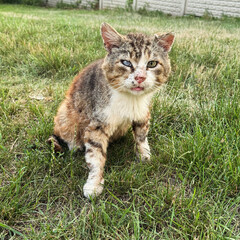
[136,152,151,162]
[142,153,151,162]
[83,180,104,199]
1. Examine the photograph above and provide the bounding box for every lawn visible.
[0,4,239,239]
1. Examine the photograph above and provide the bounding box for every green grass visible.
[0,4,240,239]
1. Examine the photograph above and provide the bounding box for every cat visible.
[48,23,174,199]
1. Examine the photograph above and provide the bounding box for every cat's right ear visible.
[101,23,122,52]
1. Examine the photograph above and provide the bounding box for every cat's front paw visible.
[136,152,151,162]
[83,180,104,199]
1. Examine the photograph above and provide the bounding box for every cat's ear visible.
[154,33,175,52]
[101,23,123,52]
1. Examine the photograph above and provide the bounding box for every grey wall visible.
[185,0,240,18]
[47,0,240,18]
[133,0,185,16]
[100,0,240,18]
[47,0,96,7]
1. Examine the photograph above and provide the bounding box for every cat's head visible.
[101,23,174,96]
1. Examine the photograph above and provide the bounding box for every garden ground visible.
[0,4,240,239]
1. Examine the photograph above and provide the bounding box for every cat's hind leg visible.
[47,134,66,152]
[83,123,109,198]
[48,100,85,152]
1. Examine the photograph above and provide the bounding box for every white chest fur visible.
[102,91,153,130]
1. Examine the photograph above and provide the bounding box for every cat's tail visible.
[47,134,66,152]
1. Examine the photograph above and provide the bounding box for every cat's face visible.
[101,23,174,96]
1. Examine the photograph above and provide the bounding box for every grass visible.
[0,4,240,239]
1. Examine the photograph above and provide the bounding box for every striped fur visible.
[48,23,174,198]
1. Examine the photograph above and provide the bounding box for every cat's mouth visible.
[131,87,144,92]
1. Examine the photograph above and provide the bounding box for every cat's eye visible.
[147,61,158,68]
[121,60,132,68]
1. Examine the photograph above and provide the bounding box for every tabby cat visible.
[48,23,174,198]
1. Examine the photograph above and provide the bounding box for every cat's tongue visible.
[131,87,144,92]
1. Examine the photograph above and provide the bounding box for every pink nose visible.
[135,76,146,84]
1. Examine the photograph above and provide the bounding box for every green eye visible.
[121,60,132,67]
[147,61,158,68]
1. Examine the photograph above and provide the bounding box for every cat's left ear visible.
[154,33,175,52]
[101,22,123,52]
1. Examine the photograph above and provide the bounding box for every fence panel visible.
[100,0,127,9]
[185,0,240,17]
[46,0,240,18]
[134,0,184,16]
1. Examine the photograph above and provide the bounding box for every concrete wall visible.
[133,0,185,16]
[100,0,240,18]
[100,0,126,9]
[185,0,240,18]
[47,0,96,7]
[46,0,240,18]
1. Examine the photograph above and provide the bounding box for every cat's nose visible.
[135,67,146,83]
[135,75,146,84]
